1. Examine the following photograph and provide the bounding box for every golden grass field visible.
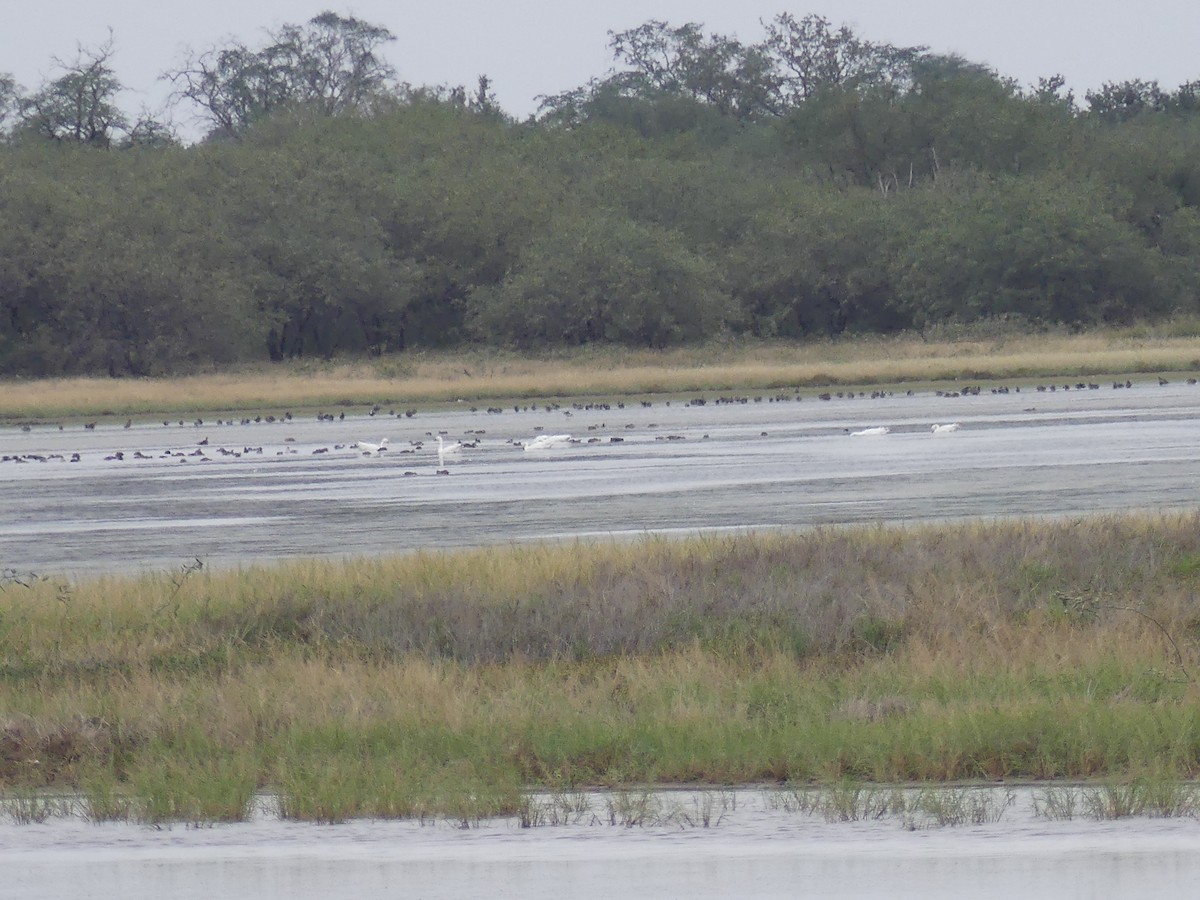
[5,325,1200,421]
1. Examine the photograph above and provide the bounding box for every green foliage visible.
[7,516,1200,817]
[16,37,127,147]
[1086,80,1171,123]
[851,616,905,654]
[728,185,906,337]
[1167,552,1200,578]
[888,172,1180,328]
[0,143,261,374]
[763,12,925,105]
[5,15,1200,374]
[468,209,734,347]
[128,753,258,824]
[274,749,523,823]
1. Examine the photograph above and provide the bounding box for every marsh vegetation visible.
[4,513,1200,822]
[5,324,1200,422]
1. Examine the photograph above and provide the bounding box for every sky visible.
[5,1,1200,131]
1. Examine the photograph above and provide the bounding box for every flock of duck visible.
[1,411,953,471]
[2,415,934,469]
[1,422,594,471]
[2,373,1188,469]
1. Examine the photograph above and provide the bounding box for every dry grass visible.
[4,512,1200,818]
[5,326,1200,420]
[9,513,1200,670]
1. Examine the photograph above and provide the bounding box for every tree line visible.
[2,12,1200,375]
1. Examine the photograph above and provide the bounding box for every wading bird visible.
[436,435,464,466]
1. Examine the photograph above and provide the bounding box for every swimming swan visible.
[931,423,961,433]
[523,433,573,450]
[849,426,890,437]
[354,437,389,454]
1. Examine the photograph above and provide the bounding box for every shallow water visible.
[3,788,1199,899]
[4,380,1200,576]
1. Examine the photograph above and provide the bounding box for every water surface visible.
[5,381,1200,576]
[2,789,1198,899]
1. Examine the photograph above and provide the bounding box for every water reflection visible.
[2,788,1197,899]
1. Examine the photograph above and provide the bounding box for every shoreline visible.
[4,329,1200,422]
[6,331,1200,821]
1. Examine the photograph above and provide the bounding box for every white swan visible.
[353,437,389,454]
[523,433,573,451]
[436,435,463,466]
[931,423,961,433]
[849,426,890,437]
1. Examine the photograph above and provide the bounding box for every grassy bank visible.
[5,324,1200,421]
[4,513,1200,822]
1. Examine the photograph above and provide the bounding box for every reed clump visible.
[5,512,1200,821]
[769,783,1016,827]
[1034,778,1200,820]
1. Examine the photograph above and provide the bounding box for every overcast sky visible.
[5,1,1200,128]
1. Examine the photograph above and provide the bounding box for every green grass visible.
[1033,778,1200,820]
[5,513,1200,821]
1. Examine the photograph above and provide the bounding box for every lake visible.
[4,378,1200,577]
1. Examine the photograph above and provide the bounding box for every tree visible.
[534,81,597,128]
[213,114,410,360]
[0,144,261,375]
[728,184,906,337]
[762,13,925,108]
[607,20,777,120]
[1080,114,1200,242]
[18,36,127,146]
[775,53,1081,189]
[166,11,398,139]
[889,174,1178,328]
[774,76,912,188]
[469,210,734,348]
[273,11,398,115]
[538,20,778,127]
[370,101,554,348]
[1031,74,1075,111]
[1086,79,1169,122]
[1170,80,1200,115]
[540,15,929,131]
[121,111,181,149]
[901,56,1071,180]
